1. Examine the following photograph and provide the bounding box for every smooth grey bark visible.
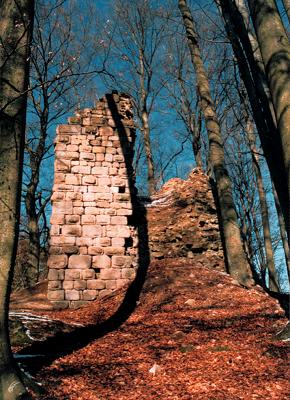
[0,0,34,398]
[246,121,280,292]
[178,0,253,287]
[282,0,290,23]
[139,49,156,196]
[217,0,289,246]
[247,0,290,241]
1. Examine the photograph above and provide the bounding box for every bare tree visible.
[0,1,35,398]
[21,0,104,286]
[178,0,253,287]
[217,0,290,243]
[101,0,173,195]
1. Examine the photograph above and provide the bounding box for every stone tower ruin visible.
[47,93,139,308]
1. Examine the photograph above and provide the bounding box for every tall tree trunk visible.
[0,1,34,398]
[178,0,253,287]
[246,120,280,292]
[272,181,290,284]
[282,0,290,23]
[217,0,289,247]
[247,0,290,241]
[139,49,155,196]
[177,72,203,168]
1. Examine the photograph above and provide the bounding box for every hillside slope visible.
[13,257,289,400]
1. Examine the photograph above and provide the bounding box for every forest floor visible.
[11,258,289,400]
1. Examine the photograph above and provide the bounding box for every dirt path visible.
[15,259,289,399]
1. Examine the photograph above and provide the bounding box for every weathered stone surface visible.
[68,255,91,269]
[92,254,111,269]
[83,290,97,300]
[47,290,65,301]
[48,93,138,308]
[47,255,68,269]
[87,279,106,290]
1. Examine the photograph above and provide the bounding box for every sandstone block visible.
[71,165,91,174]
[65,290,80,301]
[56,134,70,143]
[65,269,81,280]
[48,280,62,290]
[99,238,111,246]
[81,269,95,279]
[122,268,136,279]
[54,174,66,185]
[62,225,82,237]
[99,289,113,298]
[99,269,121,280]
[98,177,112,187]
[68,255,91,269]
[79,145,91,152]
[106,280,117,290]
[50,226,60,236]
[105,154,113,162]
[65,215,80,224]
[83,193,96,202]
[109,168,118,175]
[48,290,64,301]
[66,192,82,201]
[83,225,102,238]
[114,193,130,202]
[55,159,70,172]
[117,209,132,216]
[63,280,74,290]
[112,255,131,267]
[88,246,104,255]
[50,210,64,225]
[71,136,83,145]
[92,254,111,268]
[81,215,95,224]
[87,279,105,290]
[80,152,95,161]
[96,153,105,162]
[67,144,79,152]
[52,201,73,215]
[96,215,110,225]
[51,192,65,201]
[53,184,73,192]
[73,207,85,215]
[111,216,127,225]
[93,146,106,154]
[47,255,68,269]
[65,174,81,185]
[91,166,108,175]
[83,290,97,300]
[79,247,88,254]
[107,225,131,238]
[76,237,93,246]
[56,151,79,160]
[74,280,87,290]
[85,207,99,215]
[50,236,76,246]
[112,238,125,247]
[48,269,64,281]
[57,124,81,134]
[104,247,125,256]
[82,175,96,185]
[99,126,113,136]
[62,245,79,254]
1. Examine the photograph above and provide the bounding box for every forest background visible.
[18,0,290,293]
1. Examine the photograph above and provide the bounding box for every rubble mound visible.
[145,169,224,269]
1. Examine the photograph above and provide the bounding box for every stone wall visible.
[47,93,138,308]
[145,169,224,270]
